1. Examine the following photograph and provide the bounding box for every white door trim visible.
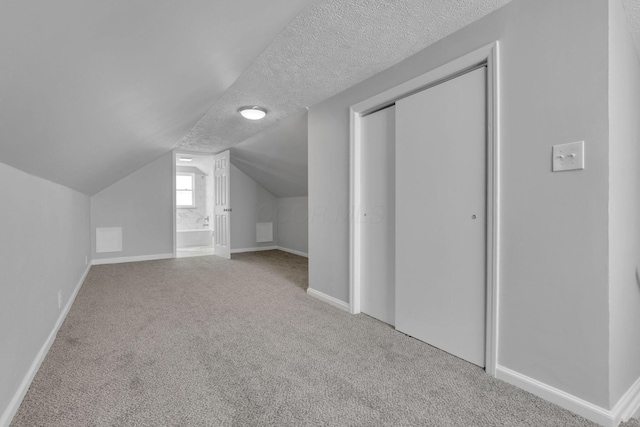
[349,42,501,376]
[172,151,178,259]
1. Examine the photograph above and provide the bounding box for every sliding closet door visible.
[360,106,395,326]
[395,67,487,367]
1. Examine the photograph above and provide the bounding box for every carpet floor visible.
[11,250,640,426]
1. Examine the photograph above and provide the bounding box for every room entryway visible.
[174,153,215,258]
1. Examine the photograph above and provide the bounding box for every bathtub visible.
[176,228,213,247]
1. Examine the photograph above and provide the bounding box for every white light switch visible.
[553,141,584,172]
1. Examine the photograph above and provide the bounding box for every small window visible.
[176,173,195,208]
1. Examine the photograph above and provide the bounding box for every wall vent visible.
[96,227,123,253]
[256,222,273,243]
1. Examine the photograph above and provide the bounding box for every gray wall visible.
[277,197,308,255]
[308,0,610,408]
[231,111,308,198]
[609,0,640,407]
[0,162,90,422]
[230,164,278,250]
[91,153,173,260]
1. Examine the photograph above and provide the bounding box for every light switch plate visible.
[553,141,584,172]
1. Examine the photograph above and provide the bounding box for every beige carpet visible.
[11,250,640,426]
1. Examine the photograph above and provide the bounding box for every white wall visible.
[91,153,173,261]
[308,0,610,408]
[0,162,90,425]
[608,0,640,407]
[230,164,278,250]
[277,196,308,255]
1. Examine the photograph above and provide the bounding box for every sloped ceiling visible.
[230,111,308,198]
[175,0,640,198]
[0,0,315,195]
[2,0,640,197]
[177,0,512,153]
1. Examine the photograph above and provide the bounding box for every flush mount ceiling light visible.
[179,157,193,162]
[238,106,267,120]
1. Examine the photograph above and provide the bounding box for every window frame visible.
[176,172,196,208]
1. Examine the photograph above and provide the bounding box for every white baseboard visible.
[231,246,308,257]
[613,373,640,425]
[497,365,640,427]
[231,246,278,254]
[0,264,90,427]
[307,288,350,312]
[277,246,308,258]
[91,253,173,265]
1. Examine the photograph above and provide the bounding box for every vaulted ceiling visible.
[1,0,639,196]
[0,0,314,195]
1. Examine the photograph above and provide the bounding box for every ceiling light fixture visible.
[238,106,267,120]
[179,157,193,162]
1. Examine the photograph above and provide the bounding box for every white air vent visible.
[96,227,122,253]
[256,222,273,243]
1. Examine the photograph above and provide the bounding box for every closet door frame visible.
[348,42,500,376]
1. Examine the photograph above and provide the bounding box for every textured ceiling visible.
[0,0,314,195]
[178,0,640,156]
[177,0,512,153]
[2,0,640,196]
[176,0,640,197]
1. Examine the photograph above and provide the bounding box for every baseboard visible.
[231,246,308,257]
[612,373,640,425]
[231,246,278,254]
[306,288,350,312]
[496,365,629,427]
[276,246,308,258]
[0,264,90,427]
[91,253,173,265]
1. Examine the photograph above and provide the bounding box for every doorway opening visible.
[174,153,215,258]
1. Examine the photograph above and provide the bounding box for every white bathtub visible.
[177,229,213,247]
